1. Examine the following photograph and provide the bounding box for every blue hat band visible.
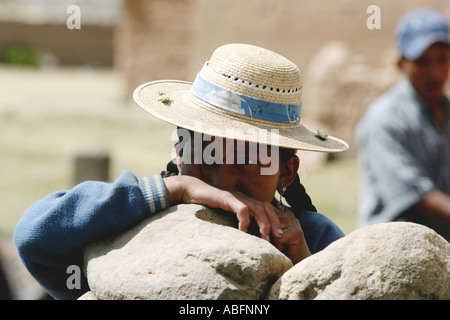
[191,74,301,124]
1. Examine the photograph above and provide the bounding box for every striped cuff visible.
[138,175,169,215]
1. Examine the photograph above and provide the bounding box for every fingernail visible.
[277,228,283,235]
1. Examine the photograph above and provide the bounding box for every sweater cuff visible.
[138,175,169,215]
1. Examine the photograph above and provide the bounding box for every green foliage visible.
[0,45,41,66]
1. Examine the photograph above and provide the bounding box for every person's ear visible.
[397,57,417,80]
[278,154,300,187]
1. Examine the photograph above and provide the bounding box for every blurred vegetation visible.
[0,45,41,67]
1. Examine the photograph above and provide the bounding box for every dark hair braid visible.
[160,159,178,178]
[284,173,317,213]
[278,148,317,213]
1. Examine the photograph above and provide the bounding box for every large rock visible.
[83,204,292,300]
[268,222,450,300]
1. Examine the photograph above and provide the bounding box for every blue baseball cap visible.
[395,9,450,60]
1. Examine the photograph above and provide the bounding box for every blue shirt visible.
[13,171,344,300]
[357,77,450,241]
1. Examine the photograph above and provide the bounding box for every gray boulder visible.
[83,204,292,300]
[268,222,450,300]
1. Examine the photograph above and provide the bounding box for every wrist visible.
[138,175,169,214]
[162,175,185,205]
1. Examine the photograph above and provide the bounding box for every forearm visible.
[13,171,167,299]
[163,175,282,242]
[162,175,185,205]
[412,189,450,225]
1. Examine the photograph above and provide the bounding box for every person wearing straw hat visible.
[14,43,348,300]
[357,9,450,241]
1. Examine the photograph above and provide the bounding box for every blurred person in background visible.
[357,9,450,242]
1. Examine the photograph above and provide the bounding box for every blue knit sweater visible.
[13,171,344,300]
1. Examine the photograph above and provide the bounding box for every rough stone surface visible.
[77,291,97,300]
[83,204,292,300]
[268,222,450,300]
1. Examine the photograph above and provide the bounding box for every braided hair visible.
[160,130,316,213]
[277,148,317,213]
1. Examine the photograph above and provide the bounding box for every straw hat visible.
[133,43,348,152]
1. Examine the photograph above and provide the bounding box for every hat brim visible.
[404,33,450,60]
[133,80,349,153]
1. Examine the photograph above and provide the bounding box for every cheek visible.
[408,68,428,91]
[242,175,279,202]
[439,63,450,79]
[180,164,201,179]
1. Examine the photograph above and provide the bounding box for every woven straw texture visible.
[133,44,348,152]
